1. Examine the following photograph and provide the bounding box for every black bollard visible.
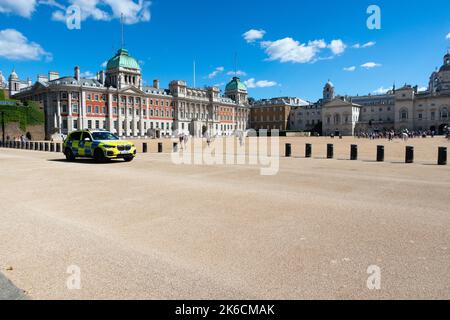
[21,142,25,149]
[405,146,414,164]
[142,142,148,153]
[39,142,43,151]
[44,142,49,152]
[34,142,39,151]
[173,142,179,153]
[438,147,447,166]
[350,144,358,160]
[285,143,292,157]
[25,142,29,150]
[327,144,334,159]
[50,143,55,152]
[305,143,312,158]
[377,145,385,162]
[56,143,61,153]
[158,142,163,153]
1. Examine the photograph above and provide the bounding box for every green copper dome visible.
[225,77,247,92]
[106,48,140,70]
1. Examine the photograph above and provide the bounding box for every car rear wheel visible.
[65,148,75,162]
[94,148,106,163]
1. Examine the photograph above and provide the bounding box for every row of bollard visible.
[142,142,179,154]
[285,143,447,165]
[0,140,62,153]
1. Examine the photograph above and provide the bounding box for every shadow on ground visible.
[47,159,126,165]
[0,272,28,300]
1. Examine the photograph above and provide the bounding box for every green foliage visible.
[0,100,44,131]
[0,90,5,100]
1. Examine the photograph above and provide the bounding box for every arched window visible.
[441,107,448,120]
[400,109,408,121]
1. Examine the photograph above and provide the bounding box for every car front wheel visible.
[94,148,106,163]
[124,156,134,162]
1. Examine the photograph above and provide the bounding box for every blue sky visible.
[0,0,449,101]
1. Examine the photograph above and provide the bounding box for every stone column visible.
[67,91,73,132]
[117,93,123,137]
[80,90,85,130]
[108,92,113,132]
[57,93,62,134]
[139,99,144,137]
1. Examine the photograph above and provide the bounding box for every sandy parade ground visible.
[0,136,449,299]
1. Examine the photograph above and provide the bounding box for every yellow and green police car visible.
[63,130,136,162]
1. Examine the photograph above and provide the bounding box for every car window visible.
[91,132,119,141]
[81,132,92,141]
[69,132,82,141]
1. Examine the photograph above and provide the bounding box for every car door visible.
[79,132,93,157]
[69,131,82,156]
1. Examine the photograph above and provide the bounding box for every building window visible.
[72,104,79,114]
[400,109,408,120]
[113,107,118,115]
[95,106,99,114]
[88,120,92,129]
[87,106,92,113]
[94,95,99,101]
[441,108,448,120]
[73,119,78,129]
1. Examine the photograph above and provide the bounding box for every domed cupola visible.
[323,80,335,102]
[106,48,140,71]
[225,77,248,105]
[105,48,142,89]
[9,69,18,80]
[440,52,450,72]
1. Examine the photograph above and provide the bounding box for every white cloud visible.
[343,66,356,72]
[328,39,346,55]
[39,0,65,10]
[0,29,52,61]
[447,33,450,40]
[227,70,247,77]
[243,29,266,43]
[244,78,277,88]
[208,66,224,79]
[101,61,107,68]
[353,41,376,49]
[418,86,428,92]
[0,0,36,18]
[80,70,95,79]
[260,37,346,64]
[373,87,390,94]
[103,0,151,24]
[50,0,151,25]
[361,62,382,69]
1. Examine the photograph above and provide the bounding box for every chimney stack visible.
[153,79,160,89]
[99,71,105,85]
[49,71,60,81]
[74,66,80,81]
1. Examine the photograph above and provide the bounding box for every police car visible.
[63,130,136,162]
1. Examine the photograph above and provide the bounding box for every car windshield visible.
[91,132,120,141]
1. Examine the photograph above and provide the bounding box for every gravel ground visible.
[0,140,449,300]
